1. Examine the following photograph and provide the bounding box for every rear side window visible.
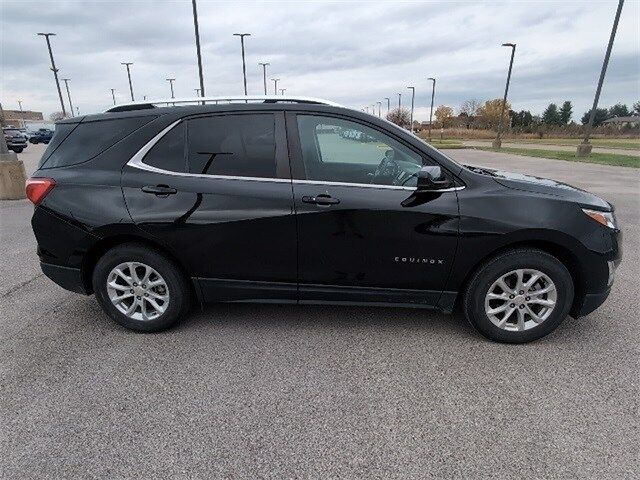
[186,114,276,178]
[40,116,155,169]
[37,123,77,168]
[143,123,186,172]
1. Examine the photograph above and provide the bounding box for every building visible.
[602,116,640,129]
[1,109,44,128]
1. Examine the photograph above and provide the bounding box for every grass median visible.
[474,147,639,168]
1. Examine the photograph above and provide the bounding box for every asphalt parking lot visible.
[1,144,638,479]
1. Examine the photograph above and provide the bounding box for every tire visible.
[13,148,23,153]
[30,139,38,144]
[463,248,574,343]
[92,243,192,332]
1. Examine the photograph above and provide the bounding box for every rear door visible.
[287,112,460,306]
[122,111,298,302]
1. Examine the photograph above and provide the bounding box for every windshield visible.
[4,129,21,135]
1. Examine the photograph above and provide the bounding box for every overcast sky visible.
[1,0,638,121]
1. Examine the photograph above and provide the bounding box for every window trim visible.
[128,112,290,182]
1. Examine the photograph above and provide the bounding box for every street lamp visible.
[258,62,270,95]
[191,0,206,98]
[384,97,390,116]
[397,93,402,110]
[17,100,24,127]
[110,88,116,106]
[121,62,135,101]
[493,43,516,148]
[37,33,66,117]
[166,78,176,98]
[194,88,201,96]
[271,78,280,95]
[377,101,382,117]
[280,88,286,95]
[407,86,415,133]
[233,33,251,95]
[427,77,436,141]
[62,78,74,117]
[579,0,624,157]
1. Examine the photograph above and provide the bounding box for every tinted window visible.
[296,115,424,187]
[187,114,276,178]
[143,123,186,172]
[37,123,77,168]
[40,116,156,169]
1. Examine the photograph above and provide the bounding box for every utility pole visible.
[427,77,436,141]
[397,93,402,110]
[37,33,66,117]
[166,78,176,98]
[579,0,624,157]
[191,0,206,98]
[377,101,382,117]
[280,88,286,95]
[407,86,415,133]
[17,101,25,127]
[194,88,201,96]
[62,79,74,117]
[271,78,279,95]
[233,33,251,95]
[493,43,516,148]
[384,97,390,116]
[258,62,269,95]
[121,62,135,101]
[110,88,116,105]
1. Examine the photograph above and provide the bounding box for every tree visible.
[477,99,511,129]
[460,99,482,117]
[608,103,629,118]
[49,111,66,121]
[559,101,573,124]
[633,101,640,115]
[386,108,411,128]
[581,108,608,127]
[542,103,561,125]
[511,110,533,128]
[434,105,454,127]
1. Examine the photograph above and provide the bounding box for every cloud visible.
[1,0,638,121]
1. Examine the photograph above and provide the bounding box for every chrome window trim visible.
[126,119,464,192]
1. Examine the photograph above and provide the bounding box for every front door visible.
[287,113,460,306]
[122,112,298,302]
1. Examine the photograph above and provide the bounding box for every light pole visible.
[110,88,116,105]
[62,78,74,117]
[427,77,436,141]
[377,101,382,117]
[121,62,135,101]
[397,93,402,110]
[194,88,201,96]
[384,97,390,116]
[191,0,206,98]
[365,106,369,114]
[37,33,66,117]
[280,88,286,95]
[166,78,176,98]
[579,0,624,157]
[258,62,269,95]
[17,101,24,127]
[493,43,516,148]
[233,33,251,95]
[271,78,279,95]
[407,86,415,133]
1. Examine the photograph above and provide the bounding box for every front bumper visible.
[41,262,88,295]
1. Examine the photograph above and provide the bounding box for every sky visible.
[1,0,639,122]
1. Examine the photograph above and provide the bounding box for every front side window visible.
[186,114,276,178]
[296,115,424,187]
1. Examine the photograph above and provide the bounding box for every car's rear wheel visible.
[13,147,23,153]
[463,248,574,343]
[92,243,191,332]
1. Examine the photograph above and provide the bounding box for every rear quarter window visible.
[39,116,156,169]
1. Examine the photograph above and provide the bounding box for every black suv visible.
[29,128,54,144]
[3,127,28,153]
[27,97,622,343]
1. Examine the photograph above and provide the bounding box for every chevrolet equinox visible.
[26,96,622,343]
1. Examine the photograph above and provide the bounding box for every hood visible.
[466,165,612,211]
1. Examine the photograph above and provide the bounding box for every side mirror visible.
[416,166,451,191]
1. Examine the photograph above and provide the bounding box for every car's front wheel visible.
[463,248,574,343]
[92,243,191,332]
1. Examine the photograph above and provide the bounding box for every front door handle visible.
[141,185,177,196]
[302,194,340,206]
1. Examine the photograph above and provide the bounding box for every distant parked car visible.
[29,128,54,144]
[3,127,28,153]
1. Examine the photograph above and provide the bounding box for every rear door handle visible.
[302,194,340,206]
[141,185,177,196]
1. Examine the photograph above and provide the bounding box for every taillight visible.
[25,178,56,205]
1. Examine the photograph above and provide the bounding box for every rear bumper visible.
[40,262,89,295]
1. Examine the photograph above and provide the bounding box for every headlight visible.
[582,208,617,229]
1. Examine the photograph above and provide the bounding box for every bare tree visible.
[460,99,482,117]
[49,111,66,121]
[386,108,411,128]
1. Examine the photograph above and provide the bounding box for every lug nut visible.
[526,296,530,301]
[519,290,524,294]
[510,303,515,308]
[133,283,138,287]
[519,305,524,309]
[142,284,146,289]
[144,293,148,297]
[136,295,141,299]
[130,289,133,293]
[509,294,515,299]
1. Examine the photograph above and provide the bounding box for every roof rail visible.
[105,95,343,113]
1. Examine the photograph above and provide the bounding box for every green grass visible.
[475,147,640,168]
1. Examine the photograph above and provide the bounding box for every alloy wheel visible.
[106,262,169,321]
